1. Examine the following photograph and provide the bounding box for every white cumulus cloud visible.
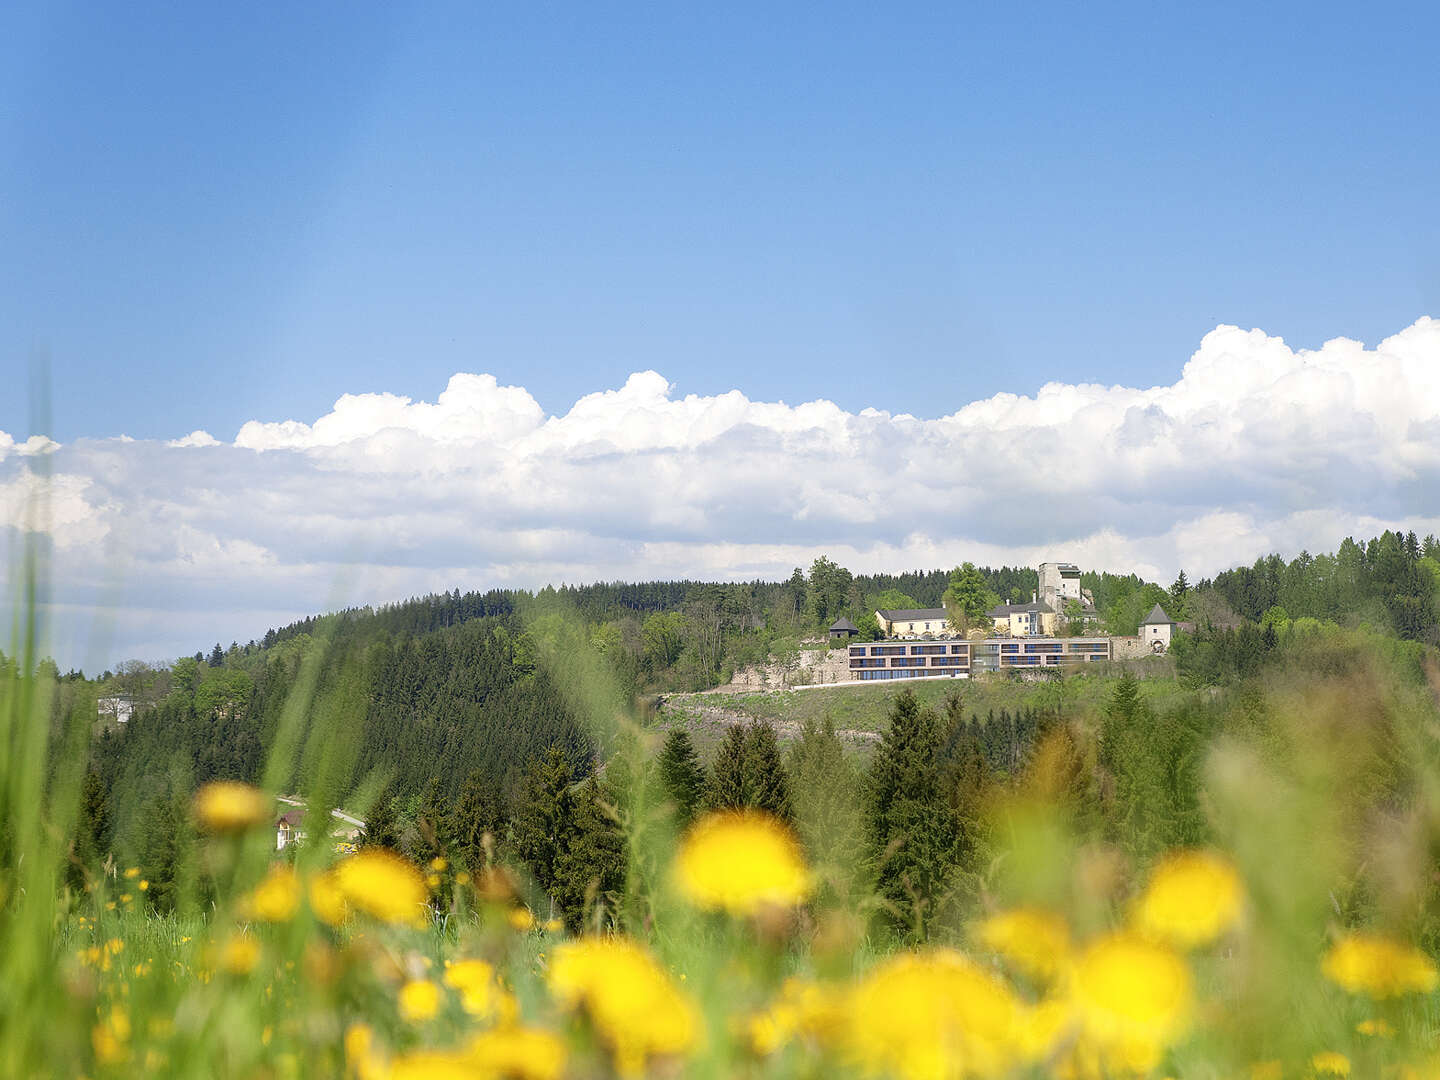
[3,316,1438,668]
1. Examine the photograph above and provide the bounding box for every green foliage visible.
[656,728,705,827]
[552,776,626,931]
[866,689,964,941]
[943,562,998,624]
[787,716,865,903]
[360,783,402,850]
[705,722,793,822]
[512,745,577,906]
[448,769,507,876]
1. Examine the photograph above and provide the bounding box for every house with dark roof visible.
[1140,603,1176,652]
[875,607,951,639]
[987,599,1057,637]
[828,617,860,641]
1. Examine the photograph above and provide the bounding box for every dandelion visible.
[841,948,1023,1079]
[468,1027,568,1080]
[138,879,149,891]
[123,867,140,879]
[193,781,269,832]
[976,907,1072,983]
[507,907,536,932]
[333,849,429,927]
[544,918,563,933]
[673,810,811,916]
[398,979,441,1023]
[548,937,698,1075]
[91,1007,130,1066]
[1135,849,1244,949]
[220,935,261,976]
[1356,1018,1396,1037]
[749,977,842,1056]
[308,869,348,926]
[1071,932,1193,1074]
[1322,934,1437,998]
[242,864,301,923]
[430,856,447,872]
[1311,1051,1351,1076]
[444,958,499,1018]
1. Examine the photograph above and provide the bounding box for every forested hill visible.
[66,530,1440,862]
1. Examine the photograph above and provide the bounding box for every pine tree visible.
[553,776,626,932]
[449,769,507,875]
[208,643,224,668]
[140,794,185,914]
[68,770,110,892]
[656,728,706,827]
[744,722,793,823]
[867,689,961,941]
[512,745,577,903]
[788,716,864,901]
[706,725,750,811]
[361,784,403,850]
[412,777,452,865]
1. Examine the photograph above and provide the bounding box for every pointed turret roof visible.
[1141,603,1174,626]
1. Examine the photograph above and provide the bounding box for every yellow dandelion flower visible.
[220,935,261,976]
[507,907,536,932]
[398,979,441,1023]
[430,856,447,872]
[841,948,1023,1080]
[544,918,564,933]
[92,1007,131,1066]
[344,1023,387,1080]
[1311,1051,1351,1076]
[387,1049,474,1080]
[1135,849,1244,949]
[749,977,842,1056]
[308,869,348,926]
[1071,932,1193,1075]
[444,958,499,1018]
[548,937,698,1075]
[242,864,301,923]
[455,871,471,886]
[977,907,1072,983]
[123,866,140,879]
[333,849,429,927]
[1015,996,1076,1064]
[138,879,149,891]
[673,810,811,916]
[1323,934,1438,998]
[193,781,269,832]
[1357,1018,1396,1037]
[426,872,442,889]
[468,1026,568,1080]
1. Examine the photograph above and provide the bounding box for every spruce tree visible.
[68,770,110,891]
[787,716,863,900]
[553,776,626,932]
[512,745,576,903]
[867,689,961,941]
[706,725,750,811]
[412,777,452,865]
[361,784,403,850]
[744,721,793,823]
[656,728,706,826]
[449,769,507,875]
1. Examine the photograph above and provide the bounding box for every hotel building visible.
[848,636,1111,680]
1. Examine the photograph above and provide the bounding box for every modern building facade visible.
[849,636,1111,680]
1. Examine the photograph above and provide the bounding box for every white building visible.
[1140,603,1175,653]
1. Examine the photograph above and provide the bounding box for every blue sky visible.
[3,1,1436,442]
[3,2,1439,668]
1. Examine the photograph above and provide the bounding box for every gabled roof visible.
[987,601,1055,617]
[277,809,305,827]
[829,617,859,632]
[1141,603,1174,626]
[876,608,948,622]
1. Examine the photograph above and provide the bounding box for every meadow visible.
[6,574,1440,1079]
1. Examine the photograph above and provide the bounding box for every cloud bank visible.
[4,317,1439,668]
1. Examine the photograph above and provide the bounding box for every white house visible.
[1140,603,1175,653]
